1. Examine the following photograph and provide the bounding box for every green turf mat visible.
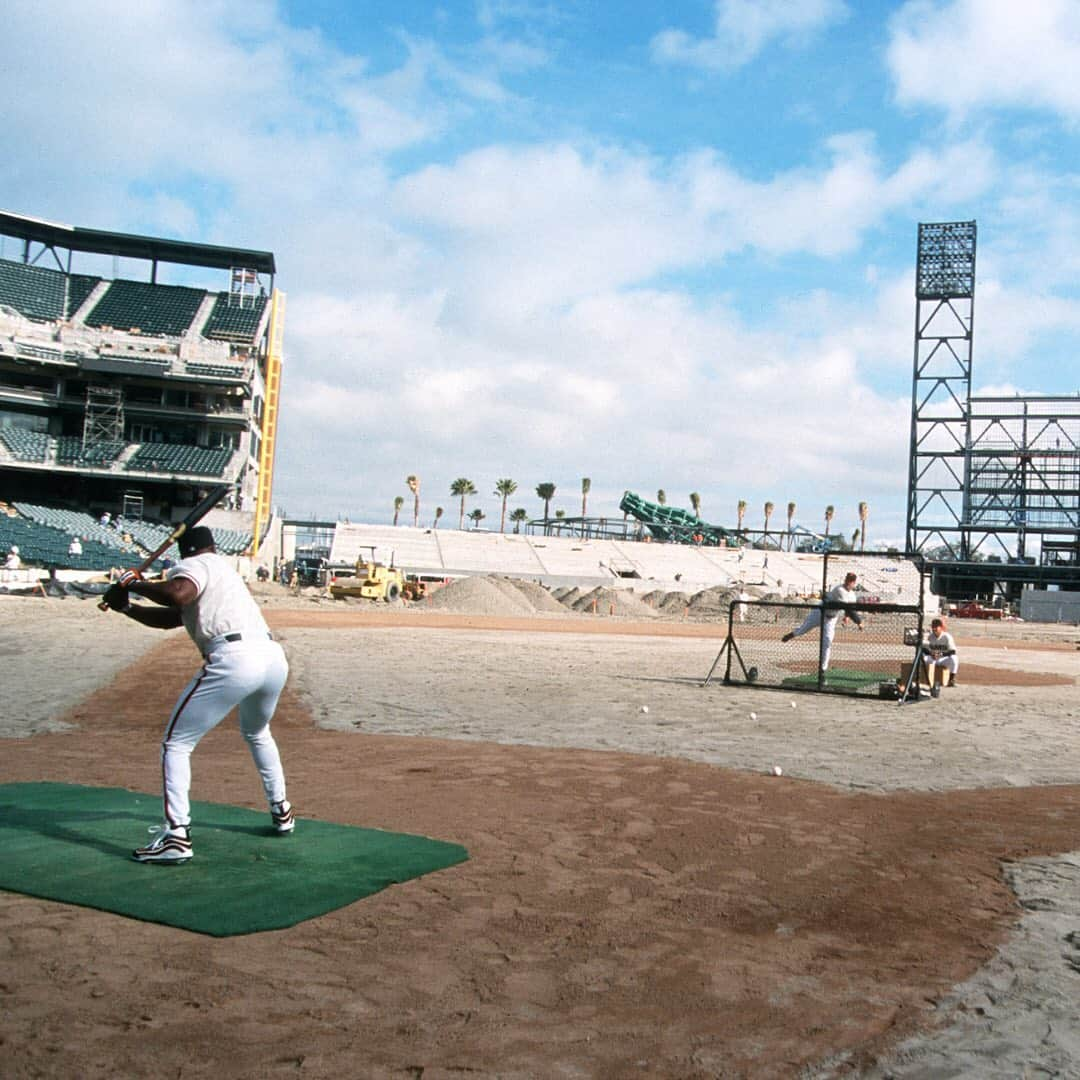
[780,667,885,692]
[0,782,468,937]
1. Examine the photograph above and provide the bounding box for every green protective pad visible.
[0,782,468,937]
[780,667,885,692]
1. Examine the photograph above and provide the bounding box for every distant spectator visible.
[100,511,111,527]
[5,545,21,570]
[256,564,270,583]
[737,585,750,623]
[68,536,83,557]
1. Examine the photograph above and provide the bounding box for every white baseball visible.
[749,711,757,720]
[790,701,797,709]
[772,765,783,776]
[640,705,649,713]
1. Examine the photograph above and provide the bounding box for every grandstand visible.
[0,208,282,566]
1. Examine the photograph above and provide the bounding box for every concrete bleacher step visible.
[70,279,110,324]
[190,292,219,337]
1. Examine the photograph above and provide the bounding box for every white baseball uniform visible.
[786,582,862,671]
[924,629,959,678]
[159,552,289,829]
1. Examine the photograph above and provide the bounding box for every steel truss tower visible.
[907,221,1080,568]
[906,221,977,557]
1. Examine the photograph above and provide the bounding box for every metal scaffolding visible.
[906,220,1080,573]
[905,221,977,558]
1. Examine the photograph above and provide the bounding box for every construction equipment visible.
[619,491,735,546]
[328,546,409,602]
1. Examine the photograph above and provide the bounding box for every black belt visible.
[205,631,273,655]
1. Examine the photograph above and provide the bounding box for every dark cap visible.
[178,525,215,558]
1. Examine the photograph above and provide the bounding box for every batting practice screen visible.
[705,554,929,698]
[708,598,926,698]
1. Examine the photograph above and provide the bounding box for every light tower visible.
[905,221,977,557]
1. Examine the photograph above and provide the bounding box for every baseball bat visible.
[98,484,230,610]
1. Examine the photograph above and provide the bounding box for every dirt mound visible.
[569,586,657,618]
[426,575,537,616]
[687,585,736,616]
[503,578,568,614]
[658,591,693,614]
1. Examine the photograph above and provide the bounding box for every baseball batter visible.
[104,525,293,863]
[780,571,864,672]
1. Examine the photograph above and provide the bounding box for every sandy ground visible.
[2,587,1080,1077]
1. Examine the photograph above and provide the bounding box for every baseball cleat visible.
[133,824,192,863]
[271,800,295,834]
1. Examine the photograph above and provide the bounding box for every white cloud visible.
[391,134,995,327]
[888,0,1080,120]
[652,0,849,72]
[4,0,1064,541]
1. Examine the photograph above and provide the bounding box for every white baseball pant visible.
[787,609,842,671]
[925,654,959,677]
[160,638,289,828]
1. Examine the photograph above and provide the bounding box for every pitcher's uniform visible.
[784,581,863,671]
[159,551,290,831]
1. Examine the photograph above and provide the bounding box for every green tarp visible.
[0,782,468,936]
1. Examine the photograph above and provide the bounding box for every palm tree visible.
[406,474,420,528]
[763,501,774,540]
[536,482,556,520]
[555,509,566,519]
[468,508,485,529]
[786,501,796,550]
[581,477,591,517]
[510,507,528,534]
[450,478,476,530]
[690,492,701,518]
[858,501,869,551]
[824,504,835,539]
[656,489,667,506]
[737,499,747,534]
[433,506,444,529]
[392,495,404,526]
[494,478,517,534]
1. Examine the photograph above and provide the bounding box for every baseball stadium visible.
[3,208,1080,1078]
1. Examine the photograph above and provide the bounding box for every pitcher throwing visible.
[103,525,294,863]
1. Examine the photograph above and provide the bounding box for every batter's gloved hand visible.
[116,568,143,588]
[103,584,131,611]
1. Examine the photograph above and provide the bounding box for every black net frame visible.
[702,556,929,701]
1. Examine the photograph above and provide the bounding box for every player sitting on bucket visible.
[102,525,295,863]
[923,616,959,694]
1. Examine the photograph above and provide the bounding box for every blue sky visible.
[4,0,1080,545]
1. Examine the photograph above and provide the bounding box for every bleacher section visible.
[0,428,50,462]
[4,508,133,571]
[9,503,251,566]
[0,259,100,321]
[203,293,267,343]
[184,361,246,380]
[55,436,125,467]
[126,442,232,476]
[326,524,924,599]
[85,280,206,337]
[0,258,65,321]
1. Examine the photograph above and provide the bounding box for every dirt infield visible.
[2,602,1080,1078]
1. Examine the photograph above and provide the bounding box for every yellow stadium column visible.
[251,288,285,555]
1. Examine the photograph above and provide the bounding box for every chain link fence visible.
[704,555,928,699]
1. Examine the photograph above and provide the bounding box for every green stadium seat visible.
[85,279,206,337]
